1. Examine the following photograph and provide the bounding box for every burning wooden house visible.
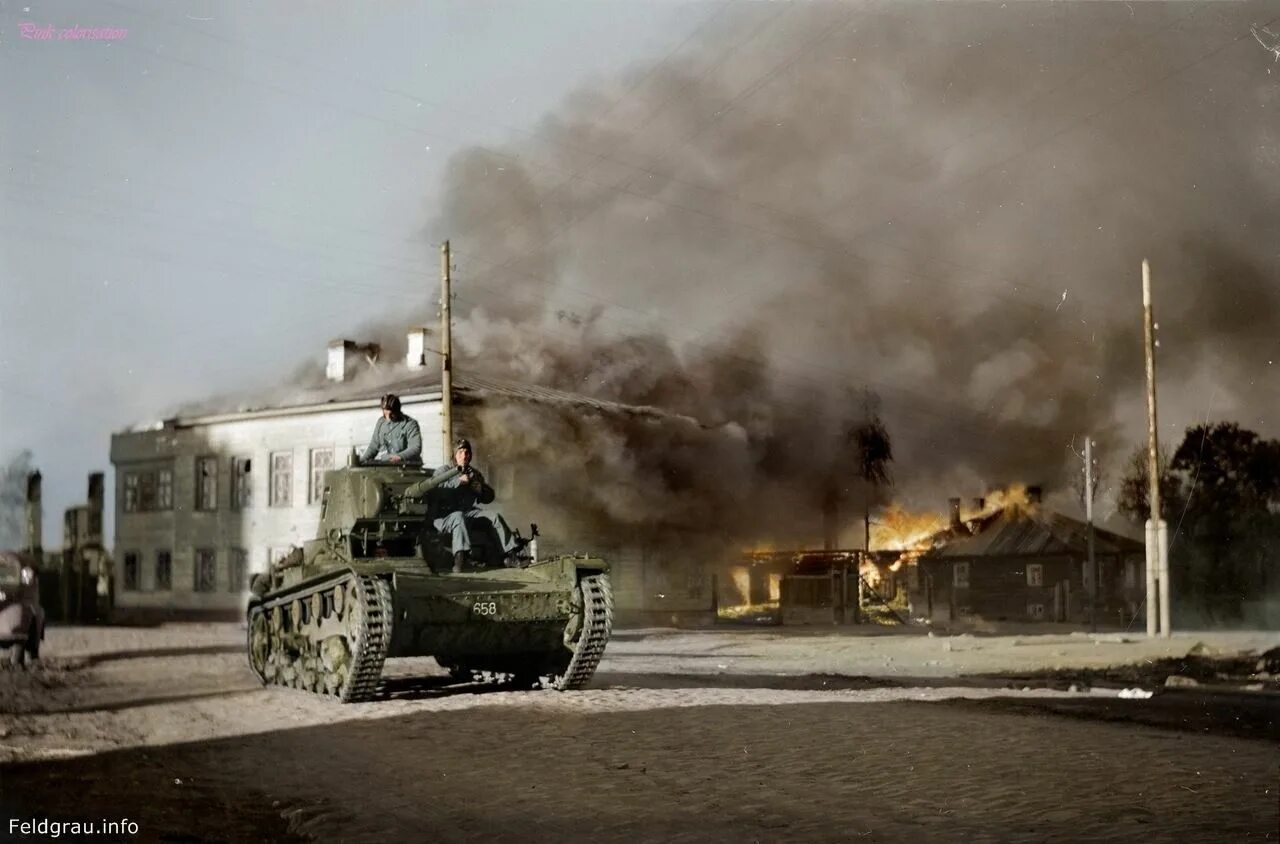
[910,488,1145,626]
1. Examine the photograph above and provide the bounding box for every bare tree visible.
[850,395,893,551]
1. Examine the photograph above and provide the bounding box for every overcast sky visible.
[0,0,719,544]
[2,0,1278,548]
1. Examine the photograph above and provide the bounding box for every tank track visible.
[550,572,613,690]
[247,573,393,703]
[446,572,613,691]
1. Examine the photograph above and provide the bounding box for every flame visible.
[867,485,1035,551]
[869,503,946,551]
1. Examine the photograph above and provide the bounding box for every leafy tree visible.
[1117,444,1178,524]
[1120,423,1280,621]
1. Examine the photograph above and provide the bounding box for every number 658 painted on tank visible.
[246,460,613,702]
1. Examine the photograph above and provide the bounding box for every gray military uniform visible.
[431,464,520,556]
[360,414,422,462]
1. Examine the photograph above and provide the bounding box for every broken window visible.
[123,551,140,591]
[270,451,293,508]
[194,548,217,592]
[230,457,252,510]
[309,448,334,505]
[1026,563,1043,587]
[195,456,218,511]
[1027,603,1046,620]
[155,550,172,591]
[139,471,158,511]
[227,548,247,592]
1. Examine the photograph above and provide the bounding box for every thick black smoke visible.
[414,2,1279,548]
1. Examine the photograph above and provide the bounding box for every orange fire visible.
[868,503,946,551]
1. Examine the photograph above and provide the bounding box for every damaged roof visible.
[137,368,698,431]
[927,506,1143,558]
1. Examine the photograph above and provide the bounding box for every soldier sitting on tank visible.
[432,438,522,573]
[360,393,422,464]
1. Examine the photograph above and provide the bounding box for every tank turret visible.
[246,462,612,702]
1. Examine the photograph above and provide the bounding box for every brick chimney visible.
[24,471,41,556]
[948,497,962,530]
[327,340,381,382]
[1027,485,1043,505]
[406,327,431,369]
[87,472,104,545]
[971,497,986,513]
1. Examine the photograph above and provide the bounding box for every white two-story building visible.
[109,330,715,625]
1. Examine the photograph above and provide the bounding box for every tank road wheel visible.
[310,591,323,625]
[247,608,270,684]
[332,583,346,620]
[548,573,614,691]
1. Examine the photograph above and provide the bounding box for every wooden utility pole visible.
[1085,437,1097,633]
[440,241,454,462]
[1142,259,1170,637]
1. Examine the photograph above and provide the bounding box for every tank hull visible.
[247,555,612,702]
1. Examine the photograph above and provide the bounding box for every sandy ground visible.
[1,624,1277,842]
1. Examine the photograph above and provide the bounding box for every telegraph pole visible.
[440,241,454,462]
[1085,437,1097,632]
[1142,259,1170,637]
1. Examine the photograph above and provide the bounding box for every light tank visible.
[246,460,612,702]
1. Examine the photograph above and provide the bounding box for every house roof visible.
[131,367,702,432]
[925,506,1143,558]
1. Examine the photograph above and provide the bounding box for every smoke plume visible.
[391,3,1280,550]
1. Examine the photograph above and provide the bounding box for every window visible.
[1028,603,1046,620]
[157,469,173,510]
[139,471,157,511]
[309,448,334,505]
[953,562,970,589]
[269,451,293,507]
[123,474,139,513]
[1124,559,1139,590]
[194,549,217,592]
[123,551,140,591]
[155,550,172,591]
[124,468,174,513]
[230,457,252,510]
[1026,563,1043,587]
[196,456,218,511]
[227,548,247,592]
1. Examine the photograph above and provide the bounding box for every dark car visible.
[0,551,45,667]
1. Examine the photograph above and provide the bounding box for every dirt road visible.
[1,624,1276,842]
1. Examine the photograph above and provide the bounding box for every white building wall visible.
[112,398,445,613]
[110,394,713,623]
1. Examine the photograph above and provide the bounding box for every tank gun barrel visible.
[403,465,461,499]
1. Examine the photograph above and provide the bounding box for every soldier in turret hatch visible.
[361,393,422,464]
[433,437,522,573]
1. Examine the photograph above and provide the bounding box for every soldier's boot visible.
[452,551,467,574]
